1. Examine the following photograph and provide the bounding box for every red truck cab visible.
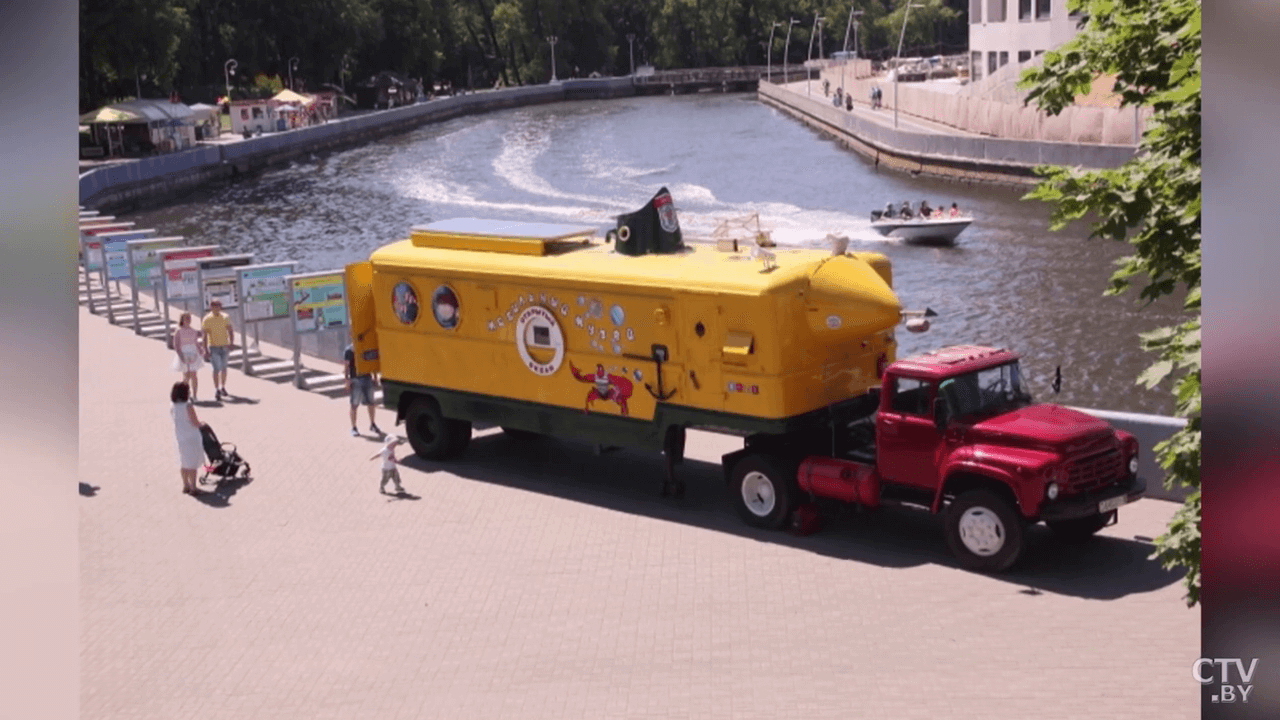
[724,345,1147,572]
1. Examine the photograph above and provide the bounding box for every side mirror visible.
[933,398,948,431]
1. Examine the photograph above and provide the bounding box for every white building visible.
[967,0,1084,83]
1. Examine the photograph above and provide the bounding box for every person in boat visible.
[919,200,933,218]
[900,201,913,219]
[949,202,960,218]
[883,201,896,219]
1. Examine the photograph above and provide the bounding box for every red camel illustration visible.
[569,362,634,416]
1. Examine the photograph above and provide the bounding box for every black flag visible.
[613,187,684,256]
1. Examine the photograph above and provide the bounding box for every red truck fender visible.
[931,444,1061,516]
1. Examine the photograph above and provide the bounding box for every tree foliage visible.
[79,0,972,110]
[1019,0,1201,605]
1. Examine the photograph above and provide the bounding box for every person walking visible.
[370,435,406,494]
[201,300,235,400]
[171,312,205,401]
[344,342,383,437]
[171,381,205,495]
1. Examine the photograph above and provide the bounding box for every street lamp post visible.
[783,18,800,85]
[844,7,864,58]
[288,56,299,91]
[807,14,824,97]
[626,34,636,76]
[767,21,783,83]
[339,54,351,95]
[547,36,559,83]
[224,59,238,102]
[894,2,924,129]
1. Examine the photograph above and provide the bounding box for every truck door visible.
[876,375,942,488]
[344,262,381,376]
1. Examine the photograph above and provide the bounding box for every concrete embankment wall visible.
[79,78,636,210]
[757,81,1137,185]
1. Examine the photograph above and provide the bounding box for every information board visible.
[96,230,156,281]
[238,263,297,321]
[198,255,254,310]
[128,237,185,289]
[160,247,219,300]
[290,273,349,333]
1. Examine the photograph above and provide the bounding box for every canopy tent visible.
[79,106,145,124]
[271,89,314,105]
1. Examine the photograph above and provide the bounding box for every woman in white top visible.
[171,381,205,495]
[171,312,206,401]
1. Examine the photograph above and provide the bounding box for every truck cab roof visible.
[890,345,1020,380]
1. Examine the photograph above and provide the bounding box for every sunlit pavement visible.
[80,302,1198,720]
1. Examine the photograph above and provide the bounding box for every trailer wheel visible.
[944,490,1025,572]
[730,454,795,529]
[405,396,465,460]
[1047,510,1115,544]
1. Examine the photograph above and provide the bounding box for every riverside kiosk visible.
[285,270,350,389]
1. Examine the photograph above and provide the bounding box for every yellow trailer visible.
[345,191,905,495]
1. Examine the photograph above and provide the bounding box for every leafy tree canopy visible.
[1020,0,1201,605]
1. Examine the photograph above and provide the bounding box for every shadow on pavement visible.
[193,476,252,508]
[398,432,1182,601]
[80,483,100,497]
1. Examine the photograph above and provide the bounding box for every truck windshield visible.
[938,362,1031,418]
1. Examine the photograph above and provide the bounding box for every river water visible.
[122,92,1184,414]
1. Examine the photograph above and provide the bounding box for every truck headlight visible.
[1128,456,1139,476]
[1047,482,1060,500]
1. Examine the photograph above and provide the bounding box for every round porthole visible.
[392,282,420,325]
[432,285,460,329]
[695,322,705,338]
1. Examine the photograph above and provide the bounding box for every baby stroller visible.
[200,423,251,485]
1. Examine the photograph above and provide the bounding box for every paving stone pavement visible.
[80,303,1200,720]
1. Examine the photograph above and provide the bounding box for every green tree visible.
[1019,0,1201,605]
[874,0,960,60]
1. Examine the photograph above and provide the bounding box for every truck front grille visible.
[1068,448,1123,493]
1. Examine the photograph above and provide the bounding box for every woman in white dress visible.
[171,312,206,401]
[171,382,205,495]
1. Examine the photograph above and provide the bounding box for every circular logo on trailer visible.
[392,282,420,325]
[826,315,842,330]
[610,304,625,326]
[432,285,460,329]
[654,190,680,234]
[515,306,565,376]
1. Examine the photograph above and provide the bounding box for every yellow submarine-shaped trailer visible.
[345,190,904,465]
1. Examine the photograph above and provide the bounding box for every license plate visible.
[1098,495,1128,513]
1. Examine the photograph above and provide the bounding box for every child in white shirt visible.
[370,435,406,494]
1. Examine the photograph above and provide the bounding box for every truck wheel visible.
[730,454,795,529]
[1047,511,1115,544]
[944,490,1025,572]
[405,397,464,460]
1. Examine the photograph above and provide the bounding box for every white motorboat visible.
[869,214,972,244]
